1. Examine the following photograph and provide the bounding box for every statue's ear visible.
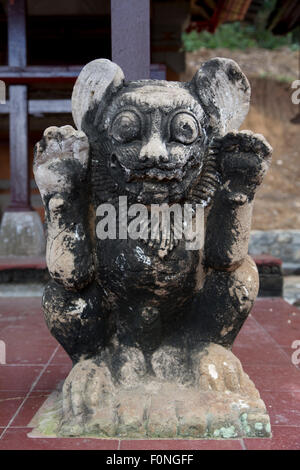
[190,58,250,134]
[72,59,125,130]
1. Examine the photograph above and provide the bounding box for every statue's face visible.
[75,58,250,205]
[98,84,207,203]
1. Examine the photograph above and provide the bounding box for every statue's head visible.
[72,58,250,204]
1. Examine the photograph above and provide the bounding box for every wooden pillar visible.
[0,0,44,256]
[7,0,31,211]
[8,85,30,210]
[111,0,150,80]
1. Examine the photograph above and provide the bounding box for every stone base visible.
[29,345,271,439]
[29,383,271,439]
[0,211,45,256]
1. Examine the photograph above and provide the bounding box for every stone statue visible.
[33,58,272,438]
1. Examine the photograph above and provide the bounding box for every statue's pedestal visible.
[29,345,271,439]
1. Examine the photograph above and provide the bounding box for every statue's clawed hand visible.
[212,130,272,203]
[33,125,89,199]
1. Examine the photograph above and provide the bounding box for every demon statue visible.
[33,58,272,438]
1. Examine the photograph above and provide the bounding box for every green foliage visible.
[259,71,295,83]
[182,22,299,52]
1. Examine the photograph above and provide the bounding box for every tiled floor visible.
[0,297,299,450]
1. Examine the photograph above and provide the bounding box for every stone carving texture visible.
[33,58,272,438]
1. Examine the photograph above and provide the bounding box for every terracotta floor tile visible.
[244,425,300,450]
[0,391,25,426]
[281,347,300,369]
[10,391,51,427]
[252,299,300,347]
[233,340,290,366]
[119,439,243,450]
[259,322,300,349]
[0,365,43,391]
[252,297,290,314]
[50,346,72,366]
[0,296,299,449]
[1,324,57,365]
[0,427,119,450]
[0,298,42,320]
[243,364,300,392]
[258,390,300,427]
[233,314,291,365]
[236,314,260,334]
[33,364,72,391]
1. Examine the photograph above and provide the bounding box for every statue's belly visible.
[95,238,200,314]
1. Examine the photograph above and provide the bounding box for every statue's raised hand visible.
[33,125,89,199]
[212,130,272,203]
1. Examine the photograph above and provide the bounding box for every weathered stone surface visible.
[32,57,272,438]
[0,211,45,256]
[30,344,270,438]
[250,230,300,274]
[283,276,300,306]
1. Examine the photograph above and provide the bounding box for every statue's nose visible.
[139,135,169,163]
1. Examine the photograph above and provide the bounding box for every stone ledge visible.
[0,256,47,270]
[252,254,283,297]
[249,230,300,275]
[252,254,282,267]
[0,256,49,283]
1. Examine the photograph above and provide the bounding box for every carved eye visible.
[170,113,199,144]
[111,111,141,143]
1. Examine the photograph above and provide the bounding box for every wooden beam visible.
[29,100,72,114]
[6,0,31,211]
[111,0,150,80]
[0,99,72,114]
[0,64,165,84]
[0,66,82,83]
[0,66,166,116]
